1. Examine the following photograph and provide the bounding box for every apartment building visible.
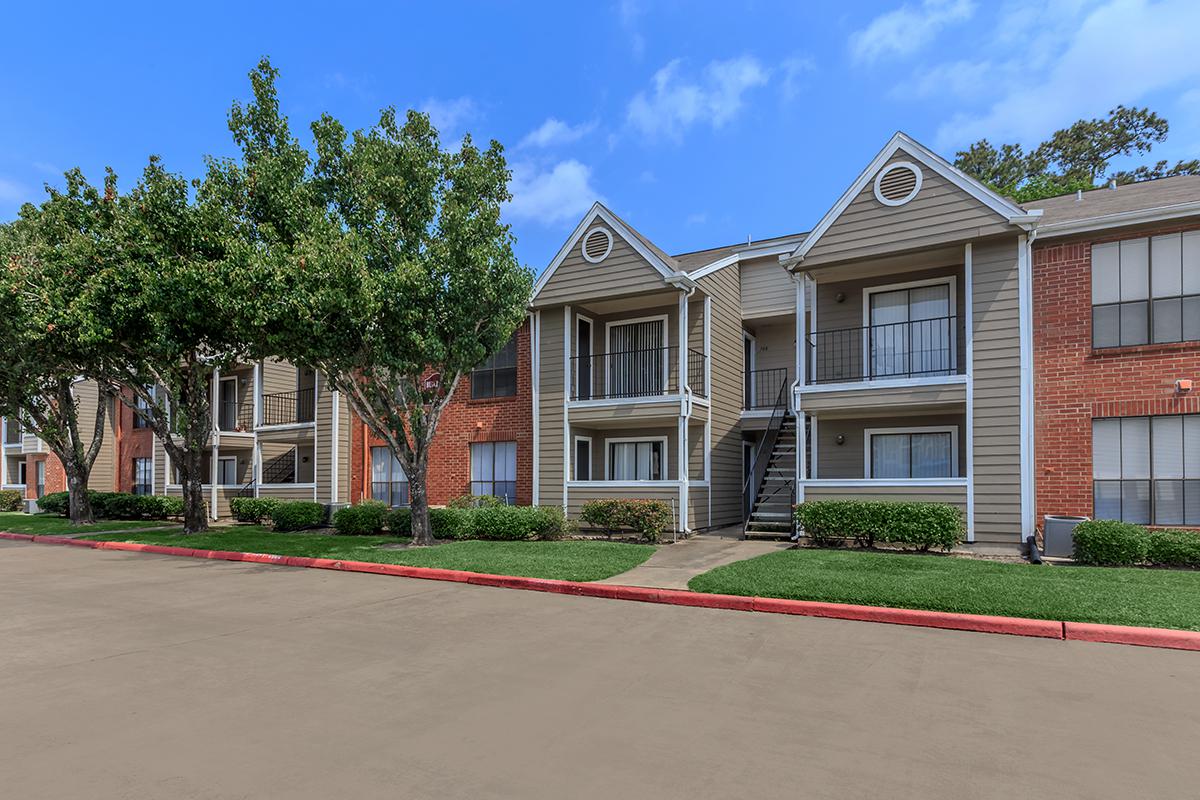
[530,132,1042,546]
[1028,176,1200,528]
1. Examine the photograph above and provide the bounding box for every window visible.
[133,389,152,429]
[867,428,956,479]
[17,461,27,486]
[866,280,955,379]
[1092,232,1200,347]
[471,336,518,399]
[217,457,238,486]
[574,437,592,481]
[370,446,410,507]
[1093,415,1200,525]
[607,317,667,398]
[608,439,664,481]
[133,458,152,495]
[470,441,517,504]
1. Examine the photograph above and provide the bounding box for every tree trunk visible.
[181,446,209,534]
[409,472,433,546]
[65,468,94,525]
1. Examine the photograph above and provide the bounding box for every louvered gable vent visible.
[873,162,922,206]
[581,227,613,263]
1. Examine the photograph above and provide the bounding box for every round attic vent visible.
[873,161,922,206]
[581,226,613,263]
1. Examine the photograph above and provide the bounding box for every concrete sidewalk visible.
[598,531,791,588]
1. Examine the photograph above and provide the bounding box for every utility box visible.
[1043,515,1089,559]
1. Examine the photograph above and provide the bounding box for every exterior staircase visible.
[744,414,797,539]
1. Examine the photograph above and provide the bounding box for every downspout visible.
[676,282,697,535]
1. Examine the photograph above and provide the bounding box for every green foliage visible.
[1072,520,1148,567]
[332,500,389,536]
[385,507,412,535]
[37,491,69,516]
[447,494,504,509]
[229,496,280,524]
[795,501,964,552]
[579,499,673,543]
[38,490,182,520]
[267,500,327,532]
[1145,530,1200,568]
[0,489,21,512]
[429,507,475,540]
[955,105,1196,202]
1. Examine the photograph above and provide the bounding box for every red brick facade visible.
[349,321,533,506]
[1033,223,1200,524]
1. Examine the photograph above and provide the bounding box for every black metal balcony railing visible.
[217,399,254,432]
[260,388,316,426]
[744,367,789,409]
[808,316,960,384]
[569,347,708,401]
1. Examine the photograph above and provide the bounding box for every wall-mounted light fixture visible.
[835,292,847,303]
[1177,378,1194,394]
[835,434,845,446]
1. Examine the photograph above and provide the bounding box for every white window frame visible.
[469,441,518,503]
[861,275,958,381]
[573,435,593,481]
[604,314,671,397]
[218,375,239,431]
[863,425,959,479]
[604,436,669,482]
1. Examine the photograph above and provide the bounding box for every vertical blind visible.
[1093,415,1200,524]
[870,431,953,478]
[608,440,663,481]
[471,441,517,504]
[868,284,952,378]
[608,320,666,397]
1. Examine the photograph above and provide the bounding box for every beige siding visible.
[815,413,967,479]
[568,484,683,531]
[971,238,1024,544]
[803,154,1012,267]
[73,382,117,491]
[259,485,319,502]
[314,375,335,503]
[803,483,967,512]
[573,426,678,480]
[801,382,965,414]
[260,358,299,396]
[698,266,744,527]
[537,308,565,506]
[536,227,668,307]
[739,255,795,319]
[688,485,710,530]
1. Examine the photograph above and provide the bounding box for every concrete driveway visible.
[2,540,1198,800]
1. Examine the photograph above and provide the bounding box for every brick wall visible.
[1033,223,1200,524]
[114,391,153,493]
[349,320,533,506]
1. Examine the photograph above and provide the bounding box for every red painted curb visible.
[1063,622,1200,651]
[5,530,1197,651]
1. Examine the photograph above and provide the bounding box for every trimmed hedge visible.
[1072,520,1148,567]
[332,501,388,535]
[579,498,673,543]
[429,507,475,540]
[0,488,22,512]
[267,500,327,532]
[446,494,504,509]
[37,490,183,520]
[795,500,964,552]
[229,496,280,524]
[385,507,411,535]
[1146,529,1200,568]
[470,505,571,541]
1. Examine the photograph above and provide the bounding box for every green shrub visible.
[385,507,412,535]
[158,496,185,517]
[530,505,571,540]
[795,500,964,552]
[0,488,22,512]
[447,494,503,509]
[429,507,475,540]
[268,500,327,532]
[1145,529,1200,568]
[37,491,70,516]
[333,501,388,535]
[229,496,280,524]
[1072,520,1147,566]
[471,506,539,540]
[579,498,673,543]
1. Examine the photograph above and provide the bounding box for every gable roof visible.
[1021,174,1200,236]
[784,132,1041,267]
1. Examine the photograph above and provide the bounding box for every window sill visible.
[465,393,520,404]
[1090,340,1200,358]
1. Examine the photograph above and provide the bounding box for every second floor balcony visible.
[808,315,963,385]
[260,388,316,426]
[569,346,708,401]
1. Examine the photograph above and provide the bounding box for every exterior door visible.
[868,284,951,379]
[576,318,592,400]
[219,377,238,430]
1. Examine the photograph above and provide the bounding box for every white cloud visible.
[891,59,999,100]
[685,212,708,226]
[505,160,602,226]
[626,57,770,142]
[934,0,1200,150]
[519,118,597,149]
[618,0,646,57]
[849,0,975,64]
[419,97,478,138]
[780,55,816,101]
[0,177,29,204]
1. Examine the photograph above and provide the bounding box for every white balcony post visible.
[253,362,262,428]
[210,367,219,519]
[678,291,688,396]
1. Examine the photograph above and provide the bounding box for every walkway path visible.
[598,531,790,589]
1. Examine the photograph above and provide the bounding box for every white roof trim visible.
[532,202,679,300]
[1033,200,1200,239]
[688,243,800,279]
[786,132,1037,266]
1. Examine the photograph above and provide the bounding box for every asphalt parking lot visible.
[2,539,1198,799]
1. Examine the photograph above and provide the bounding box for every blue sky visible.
[2,0,1198,271]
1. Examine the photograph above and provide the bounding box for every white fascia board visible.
[532,202,681,301]
[1033,201,1200,239]
[688,243,800,280]
[786,132,1030,266]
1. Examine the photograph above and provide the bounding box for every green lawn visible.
[82,527,656,582]
[0,511,181,535]
[688,548,1200,631]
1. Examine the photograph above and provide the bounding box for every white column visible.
[678,291,689,395]
[1018,234,1035,541]
[562,306,571,513]
[210,368,220,520]
[964,243,975,542]
[531,311,540,506]
[330,390,340,504]
[795,277,806,503]
[252,362,262,428]
[1,418,7,487]
[703,296,712,398]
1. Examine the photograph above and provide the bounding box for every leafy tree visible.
[92,156,261,533]
[0,170,119,524]
[227,61,531,546]
[956,106,1198,201]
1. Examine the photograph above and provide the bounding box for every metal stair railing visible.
[743,379,789,525]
